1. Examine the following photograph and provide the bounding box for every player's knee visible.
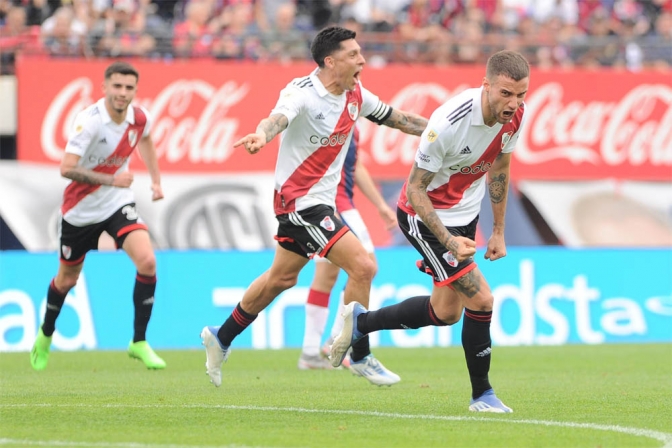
[56,274,79,292]
[438,310,462,325]
[135,253,156,276]
[469,293,494,312]
[350,256,376,283]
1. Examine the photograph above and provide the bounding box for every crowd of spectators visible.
[0,0,671,74]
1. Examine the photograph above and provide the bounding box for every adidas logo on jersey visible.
[460,146,471,154]
[315,112,325,120]
[99,137,107,144]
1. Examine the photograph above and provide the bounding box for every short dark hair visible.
[310,26,357,68]
[104,61,139,81]
[486,51,530,82]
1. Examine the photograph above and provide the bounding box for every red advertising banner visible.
[16,57,672,180]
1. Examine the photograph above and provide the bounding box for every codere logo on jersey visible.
[309,133,348,147]
[426,129,438,142]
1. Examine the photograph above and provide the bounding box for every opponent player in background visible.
[30,61,166,371]
[200,26,427,387]
[298,126,397,371]
[330,50,530,412]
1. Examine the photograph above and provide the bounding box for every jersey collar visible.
[471,87,486,126]
[310,68,330,97]
[96,98,136,125]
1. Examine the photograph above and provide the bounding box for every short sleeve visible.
[65,111,97,157]
[360,84,391,124]
[270,86,305,124]
[501,109,527,154]
[140,106,153,137]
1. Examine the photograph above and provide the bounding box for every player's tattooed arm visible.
[488,152,512,234]
[257,114,289,143]
[406,163,459,253]
[382,109,428,136]
[62,166,113,185]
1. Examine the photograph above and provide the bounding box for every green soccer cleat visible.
[30,328,52,371]
[128,341,166,370]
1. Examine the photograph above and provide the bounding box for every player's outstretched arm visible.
[381,109,428,136]
[484,152,511,261]
[234,114,289,155]
[406,163,475,262]
[138,135,164,201]
[60,152,132,187]
[354,160,396,230]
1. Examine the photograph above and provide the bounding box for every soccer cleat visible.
[329,301,366,368]
[30,328,52,371]
[468,389,513,413]
[200,326,230,387]
[297,353,337,370]
[128,341,167,370]
[320,338,351,368]
[348,354,401,386]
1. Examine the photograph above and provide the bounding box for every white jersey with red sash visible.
[270,69,389,215]
[398,87,527,227]
[61,98,151,226]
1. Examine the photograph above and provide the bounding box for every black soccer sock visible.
[350,335,370,363]
[132,273,156,343]
[41,279,69,337]
[462,308,493,399]
[217,303,257,346]
[357,296,447,334]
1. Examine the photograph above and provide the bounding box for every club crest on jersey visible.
[320,216,335,232]
[501,131,513,149]
[61,245,72,260]
[443,251,459,267]
[128,129,138,147]
[426,129,438,143]
[347,102,359,121]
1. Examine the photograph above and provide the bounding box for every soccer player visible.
[30,61,166,371]
[330,50,531,412]
[298,126,397,371]
[200,26,427,387]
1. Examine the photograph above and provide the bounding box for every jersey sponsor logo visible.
[501,131,513,149]
[61,245,72,260]
[449,160,492,175]
[121,205,138,221]
[460,146,471,154]
[315,112,325,120]
[426,130,438,142]
[309,133,349,147]
[443,251,458,267]
[320,216,335,232]
[88,155,129,167]
[347,101,359,121]
[99,137,107,144]
[128,130,138,147]
[418,152,431,164]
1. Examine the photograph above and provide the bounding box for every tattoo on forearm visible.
[259,115,289,143]
[383,111,427,136]
[407,164,456,251]
[64,167,111,186]
[453,269,482,298]
[489,173,507,204]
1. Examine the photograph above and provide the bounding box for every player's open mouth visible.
[353,71,361,82]
[502,110,513,119]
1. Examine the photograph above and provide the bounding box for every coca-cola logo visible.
[41,78,250,165]
[517,82,672,167]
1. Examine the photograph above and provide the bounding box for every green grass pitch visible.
[1,344,671,447]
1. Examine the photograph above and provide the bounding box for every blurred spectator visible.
[24,0,52,26]
[172,0,215,57]
[255,0,312,32]
[212,2,259,59]
[0,6,41,73]
[41,5,89,56]
[88,0,157,57]
[369,0,408,32]
[397,0,451,63]
[260,2,308,62]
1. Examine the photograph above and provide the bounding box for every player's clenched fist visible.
[112,171,134,188]
[447,235,477,262]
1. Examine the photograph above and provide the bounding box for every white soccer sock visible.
[302,303,329,356]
